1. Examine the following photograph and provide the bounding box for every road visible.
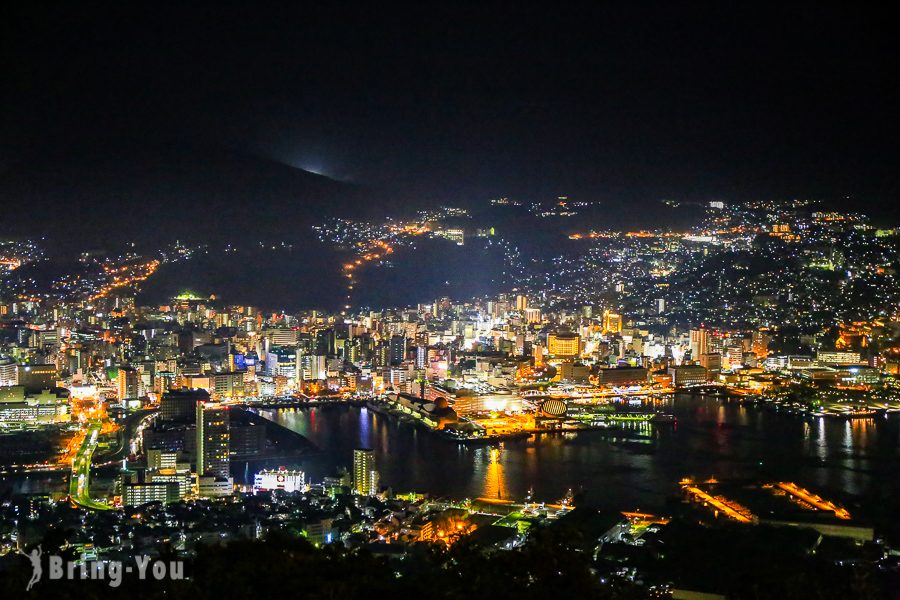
[68,421,111,510]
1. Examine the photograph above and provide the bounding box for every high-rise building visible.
[160,388,210,422]
[212,371,245,398]
[117,366,140,401]
[533,344,545,367]
[698,353,722,371]
[299,354,326,381]
[515,295,528,311]
[415,345,427,369]
[752,329,772,358]
[196,402,230,479]
[146,449,178,470]
[353,448,378,496]
[389,335,406,366]
[725,346,744,370]
[690,328,709,360]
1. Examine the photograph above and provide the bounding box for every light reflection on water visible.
[248,394,900,510]
[3,395,898,511]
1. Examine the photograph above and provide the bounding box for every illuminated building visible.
[212,371,245,397]
[198,476,233,498]
[143,453,194,500]
[558,361,590,383]
[353,448,378,496]
[452,393,521,415]
[515,295,528,311]
[533,344,544,367]
[547,332,581,358]
[117,366,140,401]
[690,328,709,359]
[147,449,178,470]
[655,298,665,314]
[816,350,862,366]
[299,353,326,381]
[123,482,180,506]
[253,467,306,493]
[266,345,297,379]
[603,311,623,333]
[0,386,70,425]
[0,356,17,386]
[524,307,542,324]
[751,329,772,357]
[698,352,722,371]
[435,228,465,245]
[725,346,743,370]
[264,327,299,346]
[416,345,427,369]
[669,365,709,387]
[196,402,230,479]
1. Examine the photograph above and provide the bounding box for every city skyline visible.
[3,5,900,598]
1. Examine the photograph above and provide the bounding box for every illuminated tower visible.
[196,402,230,478]
[117,366,139,401]
[515,295,528,311]
[690,328,709,360]
[353,448,378,496]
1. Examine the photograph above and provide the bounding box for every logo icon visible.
[17,545,42,591]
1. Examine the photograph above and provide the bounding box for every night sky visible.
[2,4,899,218]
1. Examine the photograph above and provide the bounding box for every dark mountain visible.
[0,144,395,254]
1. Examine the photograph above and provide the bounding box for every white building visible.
[253,468,306,493]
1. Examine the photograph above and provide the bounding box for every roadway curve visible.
[68,421,111,510]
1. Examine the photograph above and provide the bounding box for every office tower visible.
[752,328,772,358]
[146,449,179,470]
[690,328,709,359]
[416,345,427,369]
[117,366,140,400]
[533,344,545,367]
[299,354,326,381]
[160,388,210,422]
[389,335,406,366]
[353,448,378,496]
[516,295,528,311]
[197,402,230,478]
[655,298,666,314]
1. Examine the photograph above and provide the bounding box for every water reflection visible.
[258,397,899,509]
[11,394,897,506]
